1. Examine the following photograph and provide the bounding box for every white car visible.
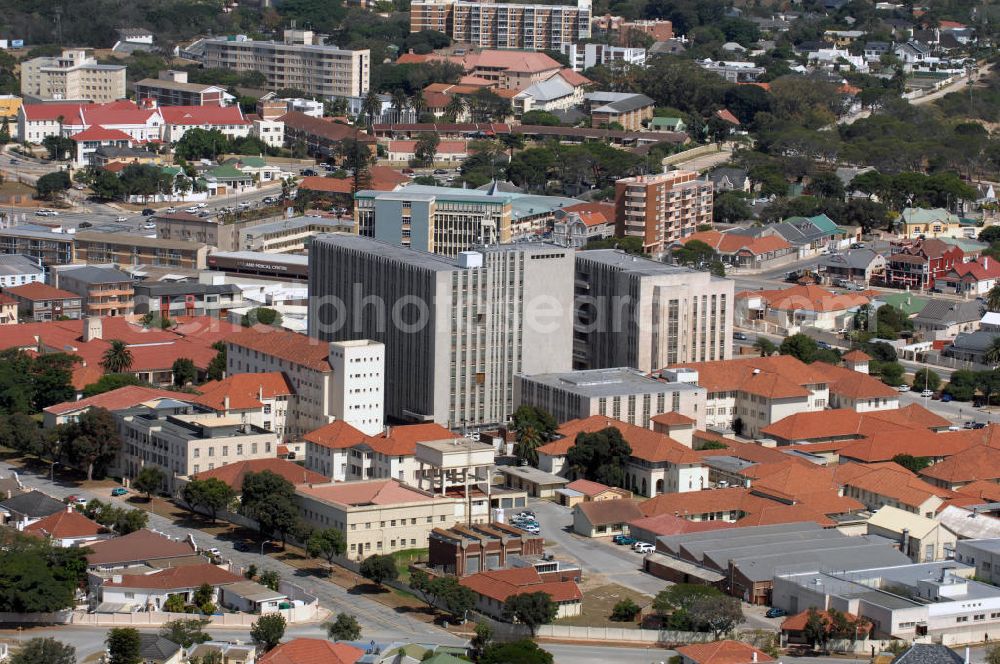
[116,216,127,222]
[921,389,934,398]
[633,542,655,554]
[898,384,911,392]
[205,547,221,557]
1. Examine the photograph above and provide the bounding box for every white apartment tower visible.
[329,340,385,436]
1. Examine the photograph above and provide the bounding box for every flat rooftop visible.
[209,251,309,266]
[576,249,706,277]
[519,367,703,397]
[242,215,353,235]
[417,438,494,453]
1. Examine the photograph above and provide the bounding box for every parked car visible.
[234,541,250,552]
[111,487,128,497]
[612,535,636,545]
[920,389,934,398]
[633,542,655,553]
[733,332,748,341]
[164,207,177,213]
[897,384,910,392]
[433,169,448,174]
[765,607,787,618]
[67,495,88,506]
[205,547,221,557]
[941,393,953,402]
[141,208,155,216]
[301,168,318,176]
[116,216,127,222]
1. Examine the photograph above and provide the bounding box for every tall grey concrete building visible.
[574,250,734,372]
[308,235,574,429]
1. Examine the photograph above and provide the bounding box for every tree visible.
[413,133,440,167]
[688,595,744,637]
[240,471,300,545]
[0,534,88,613]
[987,284,1000,314]
[326,612,361,641]
[182,478,236,523]
[754,338,777,357]
[30,353,77,411]
[779,334,819,363]
[172,358,197,386]
[566,427,632,489]
[190,653,224,664]
[892,454,931,473]
[986,338,1000,368]
[242,307,282,327]
[11,637,76,664]
[206,341,226,382]
[106,628,142,664]
[360,90,383,127]
[947,369,979,401]
[250,613,286,652]
[803,608,831,651]
[513,424,544,467]
[64,407,122,480]
[0,117,10,145]
[174,128,230,161]
[878,361,905,387]
[307,528,346,567]
[471,621,493,657]
[444,95,467,122]
[41,136,74,161]
[35,171,72,200]
[160,617,211,648]
[480,640,553,664]
[913,368,941,392]
[713,191,753,223]
[611,598,641,622]
[258,570,280,592]
[652,584,722,616]
[163,594,186,613]
[132,466,165,501]
[359,554,398,587]
[501,592,558,636]
[192,583,214,614]
[101,339,134,373]
[510,406,556,467]
[427,575,476,621]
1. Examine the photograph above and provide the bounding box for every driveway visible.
[531,499,669,597]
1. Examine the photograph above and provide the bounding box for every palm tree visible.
[101,339,133,373]
[444,95,467,122]
[513,424,543,467]
[390,88,409,123]
[411,90,427,120]
[360,90,382,128]
[987,283,1000,313]
[985,337,1000,367]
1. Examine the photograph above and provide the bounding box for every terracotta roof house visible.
[919,443,1000,490]
[537,415,706,498]
[258,639,364,664]
[835,462,954,517]
[43,385,181,427]
[761,405,948,446]
[459,566,583,619]
[86,529,199,569]
[736,284,869,335]
[838,428,979,465]
[676,231,794,270]
[781,610,870,645]
[23,507,107,547]
[678,640,775,664]
[572,498,645,537]
[99,563,245,612]
[187,458,327,492]
[557,479,631,508]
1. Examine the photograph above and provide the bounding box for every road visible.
[669,146,734,173]
[911,62,993,107]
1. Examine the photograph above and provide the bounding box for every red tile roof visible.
[303,420,368,450]
[556,68,592,87]
[225,327,333,372]
[715,109,741,125]
[955,480,1000,503]
[192,458,327,489]
[761,408,920,443]
[5,282,79,301]
[650,411,695,426]
[103,563,243,590]
[70,125,133,142]
[576,498,644,525]
[628,512,733,536]
[919,444,1000,484]
[298,479,433,506]
[781,609,867,635]
[86,529,196,566]
[297,175,352,194]
[944,257,1000,282]
[160,105,248,126]
[842,350,871,362]
[565,479,623,497]
[678,640,774,664]
[44,385,181,416]
[682,231,792,256]
[24,509,103,539]
[738,284,869,313]
[667,355,830,400]
[838,428,978,463]
[834,462,953,509]
[538,415,699,464]
[460,566,582,604]
[191,372,294,411]
[259,639,364,664]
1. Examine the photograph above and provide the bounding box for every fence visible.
[0,611,73,625]
[661,143,721,167]
[71,603,325,627]
[470,611,726,645]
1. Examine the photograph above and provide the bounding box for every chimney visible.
[66,504,73,513]
[223,395,230,411]
[112,575,122,584]
[985,257,989,271]
[82,316,103,342]
[753,653,758,663]
[258,386,263,403]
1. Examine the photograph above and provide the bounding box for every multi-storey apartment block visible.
[135,70,227,107]
[202,30,370,99]
[411,0,592,50]
[55,266,134,318]
[615,171,714,255]
[573,250,733,372]
[308,235,575,429]
[21,50,126,103]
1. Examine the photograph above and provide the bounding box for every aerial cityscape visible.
[0,0,997,662]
